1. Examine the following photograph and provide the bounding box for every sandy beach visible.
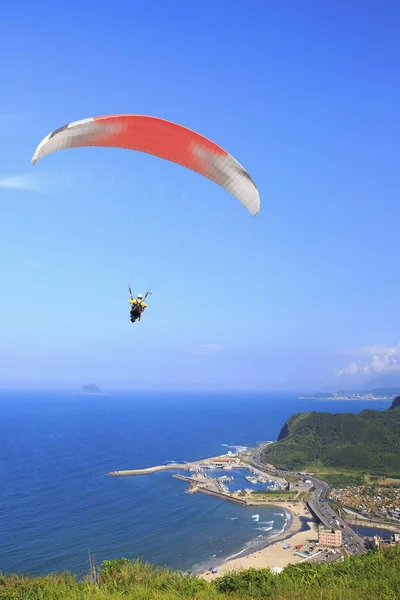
[200,502,319,580]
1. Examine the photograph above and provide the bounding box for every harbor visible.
[108,450,318,576]
[108,451,293,506]
[109,447,398,578]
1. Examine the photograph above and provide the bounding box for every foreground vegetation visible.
[1,547,399,599]
[262,397,400,475]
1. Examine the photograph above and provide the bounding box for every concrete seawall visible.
[345,516,400,531]
[172,474,249,505]
[199,487,248,505]
[107,454,241,477]
[109,464,188,476]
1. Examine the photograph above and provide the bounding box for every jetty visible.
[109,463,188,476]
[108,454,243,477]
[172,473,248,505]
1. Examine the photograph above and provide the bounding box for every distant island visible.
[262,396,400,476]
[74,384,108,396]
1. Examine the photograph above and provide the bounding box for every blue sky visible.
[1,0,399,391]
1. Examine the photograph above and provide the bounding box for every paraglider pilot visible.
[129,287,150,323]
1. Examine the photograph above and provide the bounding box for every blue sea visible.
[0,390,392,577]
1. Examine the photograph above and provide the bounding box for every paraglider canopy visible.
[31,114,260,216]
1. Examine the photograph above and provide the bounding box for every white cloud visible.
[335,362,359,376]
[336,343,400,377]
[0,173,70,193]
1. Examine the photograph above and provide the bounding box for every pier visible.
[108,454,244,477]
[172,474,248,505]
[109,463,188,476]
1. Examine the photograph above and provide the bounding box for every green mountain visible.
[262,396,400,475]
[389,396,400,410]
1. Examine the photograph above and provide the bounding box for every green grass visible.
[0,547,399,599]
[250,489,295,496]
[376,477,400,486]
[303,466,366,477]
[248,490,302,502]
[317,472,367,488]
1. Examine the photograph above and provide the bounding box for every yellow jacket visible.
[129,298,147,308]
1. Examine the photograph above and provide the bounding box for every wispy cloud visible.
[335,362,369,376]
[336,343,400,376]
[199,344,224,353]
[0,173,70,193]
[344,344,399,356]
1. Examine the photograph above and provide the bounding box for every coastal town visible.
[331,483,400,522]
[297,393,393,400]
[109,443,400,578]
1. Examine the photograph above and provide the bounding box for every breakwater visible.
[171,474,278,506]
[346,516,400,531]
[198,487,248,505]
[109,463,188,476]
[172,474,248,505]
[107,454,244,477]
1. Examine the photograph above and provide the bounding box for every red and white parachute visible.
[32,114,260,216]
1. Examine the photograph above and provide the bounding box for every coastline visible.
[298,397,391,401]
[107,451,319,577]
[198,502,318,579]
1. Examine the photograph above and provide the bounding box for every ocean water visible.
[352,525,395,539]
[0,390,392,576]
